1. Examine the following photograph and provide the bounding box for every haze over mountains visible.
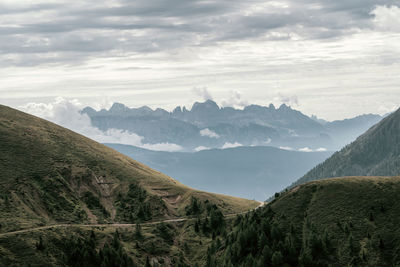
[2,103,400,266]
[78,100,385,200]
[0,105,256,232]
[0,104,260,265]
[213,107,400,266]
[82,100,383,152]
[105,144,332,200]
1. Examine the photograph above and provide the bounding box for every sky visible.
[1,0,400,120]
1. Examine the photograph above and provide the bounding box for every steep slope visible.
[292,108,400,187]
[325,114,383,149]
[0,105,258,233]
[106,144,332,200]
[208,176,400,266]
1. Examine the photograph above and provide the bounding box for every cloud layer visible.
[0,1,398,64]
[200,128,220,138]
[1,2,400,120]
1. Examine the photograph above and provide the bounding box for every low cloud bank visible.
[200,128,220,138]
[280,146,327,152]
[299,147,327,152]
[279,146,294,151]
[222,142,243,149]
[21,97,183,152]
[194,146,210,152]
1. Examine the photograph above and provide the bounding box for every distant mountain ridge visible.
[105,143,333,200]
[82,100,383,151]
[292,107,400,187]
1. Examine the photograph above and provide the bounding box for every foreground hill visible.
[0,105,257,234]
[106,144,332,200]
[292,108,400,187]
[208,176,400,266]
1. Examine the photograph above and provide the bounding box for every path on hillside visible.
[0,202,265,238]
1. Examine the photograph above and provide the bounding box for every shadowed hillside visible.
[208,176,400,266]
[292,108,400,187]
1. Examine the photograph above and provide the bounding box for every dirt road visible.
[0,201,266,238]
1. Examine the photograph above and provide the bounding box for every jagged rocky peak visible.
[173,106,182,114]
[109,102,129,113]
[154,108,168,116]
[278,103,292,111]
[81,106,96,115]
[137,105,153,112]
[191,99,220,112]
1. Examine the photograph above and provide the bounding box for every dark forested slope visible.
[208,176,400,266]
[292,108,400,187]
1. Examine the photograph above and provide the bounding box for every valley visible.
[1,104,399,266]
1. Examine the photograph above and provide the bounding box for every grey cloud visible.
[0,0,398,66]
[0,3,62,15]
[81,0,237,18]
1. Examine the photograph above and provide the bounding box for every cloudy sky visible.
[1,0,400,120]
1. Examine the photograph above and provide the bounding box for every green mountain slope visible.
[0,105,257,233]
[208,176,400,266]
[292,108,400,187]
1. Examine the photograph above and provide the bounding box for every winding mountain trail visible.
[0,201,265,238]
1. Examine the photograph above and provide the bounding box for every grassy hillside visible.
[208,176,400,266]
[0,208,229,266]
[292,108,400,187]
[0,105,258,234]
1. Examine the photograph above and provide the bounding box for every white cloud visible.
[274,93,299,108]
[250,138,272,146]
[221,90,249,108]
[298,147,328,152]
[193,87,213,101]
[279,146,294,151]
[1,1,400,122]
[298,147,313,152]
[194,146,210,152]
[371,5,400,32]
[297,147,328,152]
[142,143,183,152]
[222,142,243,149]
[200,128,220,138]
[20,98,183,152]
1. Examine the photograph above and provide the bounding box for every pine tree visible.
[36,236,45,251]
[145,256,151,267]
[271,251,283,267]
[134,223,143,240]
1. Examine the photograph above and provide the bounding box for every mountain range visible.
[0,105,256,231]
[208,107,400,266]
[82,100,383,152]
[106,144,332,200]
[0,104,261,266]
[2,103,400,266]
